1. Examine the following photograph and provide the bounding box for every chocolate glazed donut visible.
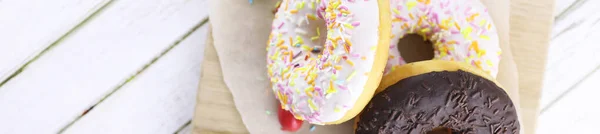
[356,70,520,134]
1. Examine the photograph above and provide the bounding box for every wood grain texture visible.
[537,68,600,134]
[192,28,249,134]
[62,24,209,134]
[551,0,598,40]
[0,0,109,81]
[536,0,600,133]
[0,0,208,133]
[541,0,600,109]
[510,0,554,134]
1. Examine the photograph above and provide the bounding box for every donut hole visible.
[427,127,459,134]
[396,34,434,63]
[305,16,327,55]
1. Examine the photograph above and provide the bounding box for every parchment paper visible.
[207,0,522,133]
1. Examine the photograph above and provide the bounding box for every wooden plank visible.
[537,68,600,134]
[62,23,209,134]
[554,0,578,17]
[541,0,600,109]
[509,0,555,134]
[0,0,208,133]
[0,0,109,81]
[177,122,193,134]
[192,28,248,134]
[551,0,598,39]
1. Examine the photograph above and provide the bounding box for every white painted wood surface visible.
[553,0,577,17]
[537,0,600,133]
[541,0,600,108]
[177,123,193,134]
[0,0,208,133]
[537,68,600,134]
[0,0,109,81]
[63,25,208,134]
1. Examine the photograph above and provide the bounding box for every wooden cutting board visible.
[192,28,248,134]
[192,0,554,133]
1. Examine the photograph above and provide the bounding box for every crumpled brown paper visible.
[207,0,523,133]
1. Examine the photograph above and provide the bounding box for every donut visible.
[383,0,501,86]
[266,0,392,124]
[355,60,520,134]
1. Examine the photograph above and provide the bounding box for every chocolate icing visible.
[356,70,520,134]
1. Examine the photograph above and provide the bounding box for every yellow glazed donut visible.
[382,0,501,89]
[266,0,391,124]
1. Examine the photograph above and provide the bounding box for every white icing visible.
[386,0,501,77]
[266,0,381,124]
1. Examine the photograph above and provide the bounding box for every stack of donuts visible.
[266,0,520,133]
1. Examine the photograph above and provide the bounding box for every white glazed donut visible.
[384,0,501,77]
[266,0,391,124]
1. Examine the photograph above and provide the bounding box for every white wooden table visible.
[0,0,592,133]
[537,0,600,133]
[0,0,208,133]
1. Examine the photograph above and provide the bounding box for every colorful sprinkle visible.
[316,27,321,36]
[351,22,361,27]
[307,14,317,20]
[393,8,401,15]
[309,125,316,131]
[274,1,281,8]
[334,65,342,70]
[346,71,356,81]
[296,1,305,9]
[345,60,354,66]
[308,100,317,111]
[467,13,480,22]
[296,36,304,44]
[277,22,285,29]
[334,107,341,113]
[407,1,417,10]
[311,36,319,41]
[301,45,311,51]
[327,80,336,94]
[343,23,354,29]
[480,35,490,40]
[461,26,473,39]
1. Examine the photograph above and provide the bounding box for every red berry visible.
[277,104,303,132]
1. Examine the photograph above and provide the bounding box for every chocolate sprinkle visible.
[382,93,391,102]
[292,51,303,59]
[356,71,520,134]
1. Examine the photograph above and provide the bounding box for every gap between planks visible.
[542,0,600,109]
[554,0,585,22]
[61,23,210,133]
[175,120,193,134]
[0,0,113,88]
[536,63,600,133]
[540,64,600,114]
[58,18,209,133]
[0,0,210,132]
